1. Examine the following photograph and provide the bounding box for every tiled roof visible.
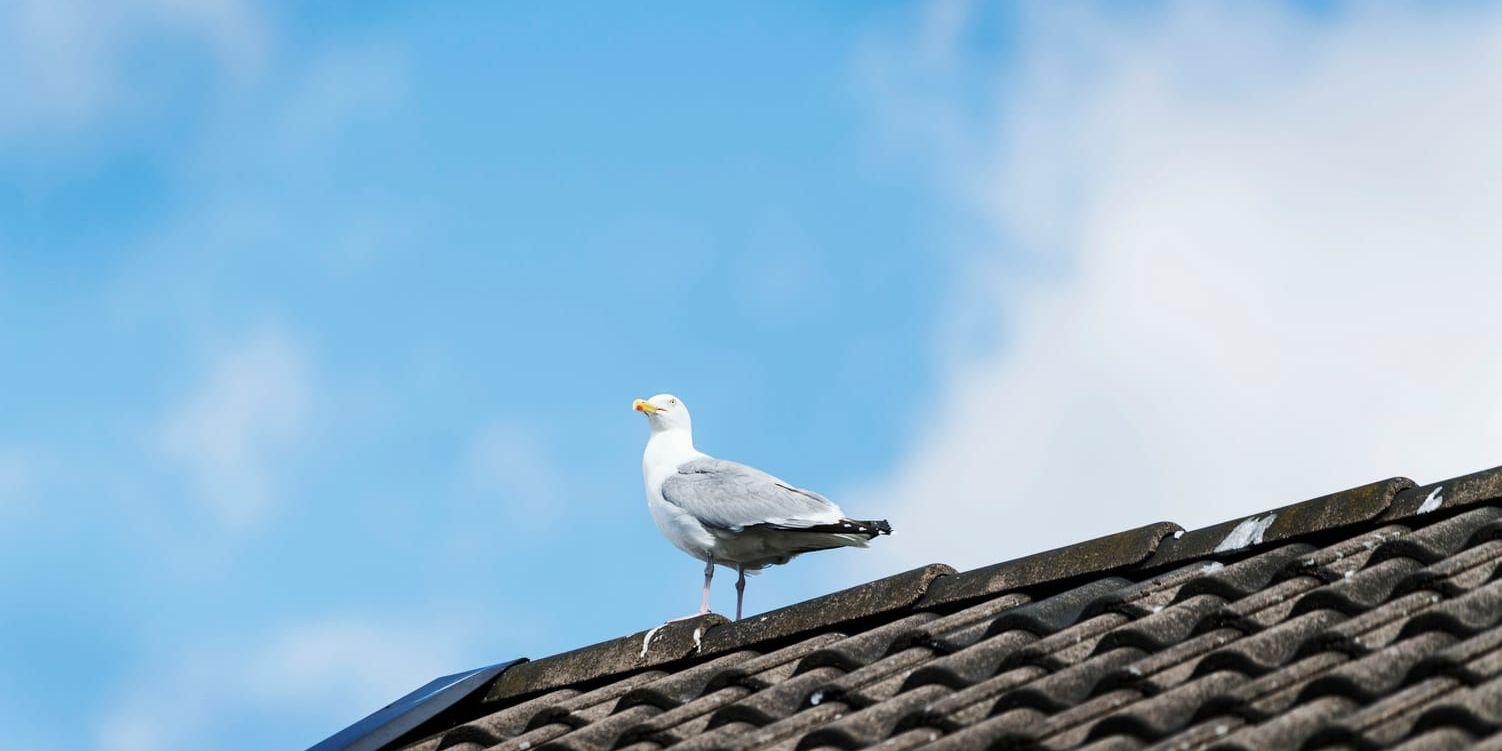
[382,464,1502,751]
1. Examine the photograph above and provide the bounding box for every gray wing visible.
[660,457,843,531]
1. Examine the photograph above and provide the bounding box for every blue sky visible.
[2,4,952,749]
[6,2,1502,750]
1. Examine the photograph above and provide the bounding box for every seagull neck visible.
[646,427,698,462]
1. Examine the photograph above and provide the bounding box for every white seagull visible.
[633,393,892,621]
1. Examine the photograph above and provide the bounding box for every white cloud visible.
[861,2,1502,572]
[0,0,269,139]
[160,327,313,530]
[0,447,35,511]
[278,42,410,157]
[96,616,479,751]
[245,619,472,711]
[465,422,562,529]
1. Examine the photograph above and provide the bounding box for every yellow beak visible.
[633,398,658,414]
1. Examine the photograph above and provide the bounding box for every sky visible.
[3,2,1502,749]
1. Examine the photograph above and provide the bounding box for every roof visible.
[356,463,1502,751]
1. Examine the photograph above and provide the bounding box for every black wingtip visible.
[785,518,893,539]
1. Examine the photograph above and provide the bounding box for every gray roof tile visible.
[902,629,1037,693]
[1211,695,1358,750]
[1387,727,1477,751]
[364,465,1502,751]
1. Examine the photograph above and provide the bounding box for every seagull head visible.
[633,393,692,433]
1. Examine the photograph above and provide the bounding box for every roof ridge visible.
[316,464,1502,751]
[486,467,1502,705]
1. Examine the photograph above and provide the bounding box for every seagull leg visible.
[699,555,714,615]
[663,555,716,624]
[735,565,746,621]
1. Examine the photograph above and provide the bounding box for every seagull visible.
[633,393,892,621]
